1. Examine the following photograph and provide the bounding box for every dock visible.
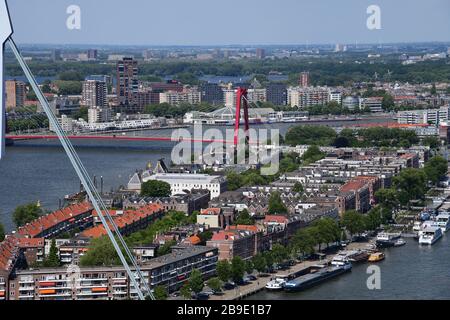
[209,241,373,300]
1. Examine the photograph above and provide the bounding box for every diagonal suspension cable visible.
[7,38,154,300]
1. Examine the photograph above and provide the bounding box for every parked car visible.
[223,282,236,290]
[195,292,210,300]
[244,275,257,281]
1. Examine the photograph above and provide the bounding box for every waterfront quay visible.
[210,242,373,301]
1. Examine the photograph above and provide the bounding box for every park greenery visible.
[12,203,43,228]
[140,180,171,197]
[80,210,196,266]
[7,58,450,86]
[285,125,421,149]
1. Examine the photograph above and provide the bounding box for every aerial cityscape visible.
[2,0,450,307]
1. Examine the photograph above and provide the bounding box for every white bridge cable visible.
[8,38,155,300]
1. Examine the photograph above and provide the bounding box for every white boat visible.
[265,277,287,290]
[413,221,422,232]
[419,226,442,245]
[376,232,401,241]
[435,213,450,233]
[394,238,406,247]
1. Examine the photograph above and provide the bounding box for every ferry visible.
[434,213,450,233]
[376,232,401,248]
[283,263,352,292]
[419,226,442,245]
[265,277,287,291]
[368,252,385,262]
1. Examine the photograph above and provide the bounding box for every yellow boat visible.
[368,252,385,262]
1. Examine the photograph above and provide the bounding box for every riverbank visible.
[210,241,375,301]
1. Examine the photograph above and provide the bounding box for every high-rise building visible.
[329,91,342,104]
[87,49,98,60]
[256,48,266,59]
[82,80,107,108]
[51,49,61,62]
[200,83,224,105]
[266,83,287,106]
[299,72,310,87]
[5,80,26,109]
[288,87,330,108]
[116,57,139,108]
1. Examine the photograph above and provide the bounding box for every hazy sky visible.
[6,0,450,46]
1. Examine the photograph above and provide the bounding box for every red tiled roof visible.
[18,238,45,248]
[17,202,93,238]
[340,180,368,193]
[0,236,20,272]
[200,208,221,215]
[81,204,163,239]
[227,225,258,233]
[264,215,288,224]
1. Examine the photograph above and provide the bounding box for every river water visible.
[248,236,450,300]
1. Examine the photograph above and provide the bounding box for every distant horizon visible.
[13,40,450,49]
[7,0,450,46]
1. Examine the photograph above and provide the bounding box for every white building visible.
[49,115,74,133]
[328,91,342,104]
[130,172,227,200]
[88,106,112,124]
[223,89,237,109]
[159,90,201,105]
[359,97,383,113]
[287,87,330,108]
[397,106,450,125]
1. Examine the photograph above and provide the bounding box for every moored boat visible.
[419,226,442,245]
[283,263,352,292]
[368,252,385,262]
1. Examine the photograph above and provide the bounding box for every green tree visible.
[271,244,289,264]
[285,125,337,146]
[268,192,288,215]
[431,83,437,95]
[180,283,192,300]
[252,254,267,274]
[231,256,246,282]
[188,269,204,294]
[226,172,244,191]
[206,277,223,293]
[375,188,399,211]
[292,182,304,193]
[292,228,316,257]
[216,260,232,283]
[341,210,365,236]
[422,136,440,149]
[235,209,254,225]
[13,203,43,228]
[0,223,5,242]
[302,145,326,164]
[43,239,60,268]
[153,285,168,300]
[245,260,254,274]
[392,168,427,206]
[140,180,171,197]
[80,236,121,266]
[313,217,341,248]
[424,156,448,185]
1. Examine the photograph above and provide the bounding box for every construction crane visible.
[0,0,154,300]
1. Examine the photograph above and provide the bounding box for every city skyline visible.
[6,0,450,46]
